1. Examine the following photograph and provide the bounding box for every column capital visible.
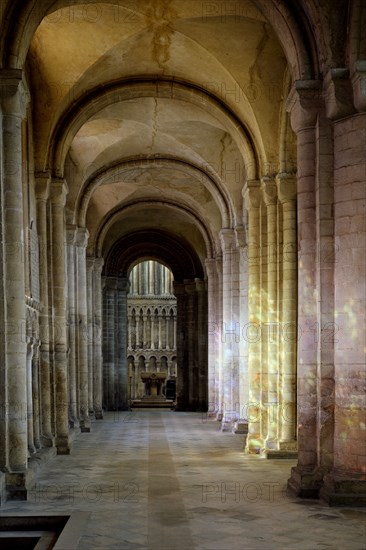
[50,178,68,206]
[276,173,297,203]
[205,258,217,279]
[66,224,78,245]
[104,276,118,290]
[195,278,206,293]
[184,279,196,294]
[219,228,235,251]
[261,177,277,206]
[173,281,185,297]
[75,226,89,248]
[242,179,261,210]
[0,69,29,117]
[117,277,129,292]
[351,60,366,112]
[93,257,104,275]
[323,68,355,120]
[235,225,246,248]
[86,256,95,271]
[35,172,51,202]
[286,80,322,133]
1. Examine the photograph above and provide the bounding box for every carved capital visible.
[243,179,261,210]
[261,177,277,206]
[286,80,322,133]
[75,227,89,248]
[117,277,129,292]
[276,173,297,204]
[0,69,29,117]
[35,172,51,202]
[66,224,78,245]
[205,258,217,279]
[219,228,235,252]
[324,68,355,120]
[235,225,246,248]
[50,178,68,207]
[93,257,104,275]
[195,278,206,292]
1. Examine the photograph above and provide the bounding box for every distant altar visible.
[130,371,175,409]
[141,372,166,397]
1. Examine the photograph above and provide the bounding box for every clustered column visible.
[0,71,29,499]
[243,176,298,455]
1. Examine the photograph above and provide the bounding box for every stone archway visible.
[102,229,208,412]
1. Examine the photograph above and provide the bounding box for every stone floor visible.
[1,411,365,549]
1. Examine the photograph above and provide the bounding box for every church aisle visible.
[1,411,365,549]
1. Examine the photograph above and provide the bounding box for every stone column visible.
[215,257,223,419]
[262,179,279,451]
[26,339,36,455]
[277,175,297,450]
[93,258,104,419]
[220,229,240,428]
[149,261,154,294]
[158,314,163,349]
[66,225,77,426]
[35,174,53,446]
[75,227,90,432]
[50,178,70,454]
[103,277,116,410]
[173,314,177,350]
[185,280,197,409]
[128,313,132,348]
[165,314,170,350]
[319,74,366,503]
[243,180,262,453]
[151,311,155,350]
[235,225,249,434]
[0,71,29,493]
[205,258,219,415]
[286,81,322,494]
[143,314,148,349]
[196,278,208,411]
[116,277,129,410]
[136,313,140,349]
[174,282,186,410]
[32,341,41,450]
[86,257,94,416]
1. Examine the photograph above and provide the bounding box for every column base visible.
[266,450,298,459]
[56,435,71,455]
[319,472,366,506]
[266,440,298,458]
[80,418,91,433]
[232,420,248,435]
[5,470,35,501]
[94,409,103,420]
[216,411,223,421]
[40,433,55,448]
[245,431,263,454]
[287,466,324,498]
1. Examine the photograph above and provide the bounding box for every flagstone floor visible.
[1,411,365,549]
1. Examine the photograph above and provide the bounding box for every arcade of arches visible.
[0,0,365,510]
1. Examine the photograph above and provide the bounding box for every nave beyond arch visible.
[0,0,365,510]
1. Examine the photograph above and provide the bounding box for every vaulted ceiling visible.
[25,0,293,272]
